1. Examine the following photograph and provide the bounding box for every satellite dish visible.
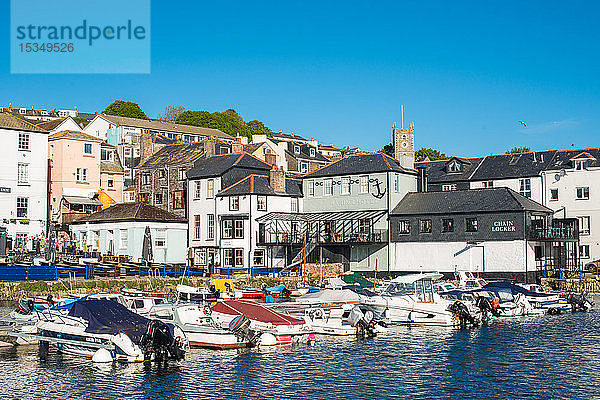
[560,169,567,177]
[554,174,561,182]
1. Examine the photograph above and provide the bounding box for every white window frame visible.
[18,132,29,151]
[194,215,201,239]
[234,220,244,238]
[253,249,265,266]
[308,181,315,197]
[324,178,333,196]
[194,181,201,199]
[235,248,244,266]
[16,197,28,218]
[360,175,369,194]
[207,179,214,199]
[578,216,591,235]
[300,162,308,174]
[17,163,29,185]
[154,229,167,248]
[120,229,128,249]
[519,178,531,198]
[341,177,350,195]
[442,184,457,192]
[310,148,315,157]
[230,196,239,211]
[398,220,410,234]
[576,187,590,200]
[107,178,114,188]
[207,214,215,240]
[76,168,87,182]
[294,145,300,155]
[291,198,298,212]
[195,248,207,265]
[579,244,590,259]
[222,220,233,239]
[257,196,267,211]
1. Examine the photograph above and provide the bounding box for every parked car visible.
[584,259,600,273]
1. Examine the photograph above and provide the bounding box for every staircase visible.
[280,241,317,273]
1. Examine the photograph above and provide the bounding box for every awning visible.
[256,210,387,223]
[63,195,102,206]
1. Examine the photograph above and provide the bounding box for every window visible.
[193,215,201,239]
[124,148,132,158]
[578,216,591,235]
[235,249,244,266]
[550,188,558,201]
[207,214,215,240]
[442,218,454,233]
[142,172,151,185]
[341,177,350,195]
[360,176,369,194]
[466,218,478,232]
[194,181,201,199]
[230,196,239,211]
[154,229,166,248]
[447,161,461,172]
[16,197,28,218]
[294,145,300,154]
[300,162,308,174]
[207,179,214,198]
[158,169,166,179]
[575,160,585,170]
[291,198,298,212]
[101,148,111,161]
[324,179,333,196]
[576,187,590,200]
[76,168,87,182]
[519,178,531,198]
[253,250,265,266]
[178,168,186,181]
[394,174,399,193]
[308,181,315,197]
[107,178,114,188]
[579,245,590,259]
[257,196,267,211]
[18,132,29,151]
[398,220,410,234]
[155,193,163,205]
[173,190,185,209]
[359,219,371,235]
[442,184,457,192]
[310,148,316,157]
[138,193,150,203]
[419,219,432,234]
[84,143,92,154]
[222,220,233,239]
[195,248,207,265]
[234,220,244,238]
[223,249,233,266]
[17,163,28,184]
[15,233,27,249]
[120,229,128,249]
[482,181,494,188]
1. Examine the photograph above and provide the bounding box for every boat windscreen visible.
[68,299,150,343]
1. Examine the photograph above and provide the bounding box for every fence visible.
[0,265,57,282]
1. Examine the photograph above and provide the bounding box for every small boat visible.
[148,303,253,349]
[13,299,188,362]
[265,284,292,299]
[211,300,315,345]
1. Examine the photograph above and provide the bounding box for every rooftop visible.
[187,153,272,179]
[71,202,186,224]
[49,130,103,141]
[137,141,205,168]
[391,187,552,215]
[0,112,48,132]
[217,174,302,197]
[304,153,415,178]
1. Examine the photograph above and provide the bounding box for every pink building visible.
[49,130,124,225]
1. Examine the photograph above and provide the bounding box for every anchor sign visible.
[370,178,386,199]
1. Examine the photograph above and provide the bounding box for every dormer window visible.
[575,160,586,170]
[447,160,461,173]
[310,148,315,158]
[294,145,300,155]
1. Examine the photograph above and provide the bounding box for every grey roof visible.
[100,114,233,139]
[391,188,552,215]
[416,157,484,183]
[545,148,600,170]
[286,142,330,163]
[187,153,272,179]
[304,153,415,178]
[137,142,205,168]
[71,202,186,224]
[217,175,302,197]
[470,150,558,180]
[272,132,308,141]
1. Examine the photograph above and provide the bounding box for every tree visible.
[415,148,448,162]
[378,143,395,157]
[506,146,531,154]
[103,100,148,119]
[158,105,186,122]
[246,120,272,136]
[175,108,272,139]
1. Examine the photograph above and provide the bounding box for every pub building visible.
[388,187,579,282]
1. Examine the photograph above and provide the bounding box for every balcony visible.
[258,229,388,246]
[529,226,579,241]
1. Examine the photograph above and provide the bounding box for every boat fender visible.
[92,348,113,363]
[259,333,277,346]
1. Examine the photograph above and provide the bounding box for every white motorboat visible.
[148,303,252,349]
[360,273,481,327]
[14,299,188,363]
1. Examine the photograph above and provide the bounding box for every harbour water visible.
[1,307,599,400]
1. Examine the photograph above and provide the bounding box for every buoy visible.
[92,348,113,363]
[259,333,277,346]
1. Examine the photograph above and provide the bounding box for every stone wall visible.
[303,262,344,278]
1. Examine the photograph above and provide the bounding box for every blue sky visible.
[1,1,599,156]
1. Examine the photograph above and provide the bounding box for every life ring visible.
[491,298,500,309]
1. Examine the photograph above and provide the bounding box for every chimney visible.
[417,165,428,193]
[204,137,218,157]
[232,137,244,153]
[270,167,285,192]
[139,132,155,164]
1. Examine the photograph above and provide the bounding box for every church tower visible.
[393,122,415,169]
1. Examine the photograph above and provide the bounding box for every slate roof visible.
[217,174,302,197]
[48,130,103,141]
[391,187,552,215]
[243,143,263,153]
[137,142,205,168]
[100,148,125,174]
[304,153,415,178]
[285,142,330,163]
[416,157,484,183]
[272,132,308,141]
[469,150,558,180]
[100,114,233,139]
[35,117,68,131]
[76,112,97,121]
[187,153,272,179]
[71,202,186,224]
[0,112,48,132]
[545,148,600,170]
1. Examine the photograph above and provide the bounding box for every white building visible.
[0,113,49,250]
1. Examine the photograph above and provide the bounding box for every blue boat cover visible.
[483,281,549,297]
[266,284,286,293]
[68,299,150,343]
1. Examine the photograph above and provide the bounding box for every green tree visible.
[158,105,186,122]
[415,148,448,162]
[246,120,272,136]
[506,146,531,154]
[175,108,272,139]
[378,143,395,157]
[103,100,148,120]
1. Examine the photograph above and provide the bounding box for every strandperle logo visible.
[15,20,147,46]
[10,0,150,74]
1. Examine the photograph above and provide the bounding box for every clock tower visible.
[393,122,415,169]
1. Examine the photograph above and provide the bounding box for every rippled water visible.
[1,307,600,400]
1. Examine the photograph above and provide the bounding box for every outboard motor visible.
[448,301,479,327]
[208,284,221,300]
[348,307,377,337]
[140,320,186,362]
[475,296,500,318]
[280,287,292,299]
[228,315,260,347]
[567,292,593,312]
